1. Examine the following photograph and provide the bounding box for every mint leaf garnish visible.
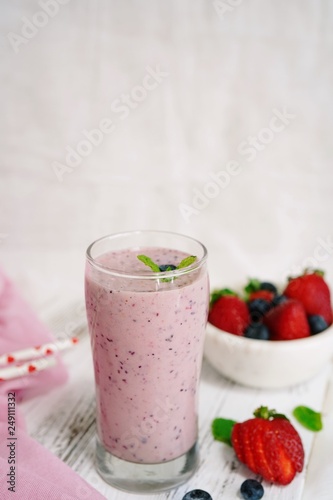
[137,255,160,273]
[211,418,237,446]
[176,255,197,269]
[137,254,197,272]
[293,406,323,432]
[137,254,197,282]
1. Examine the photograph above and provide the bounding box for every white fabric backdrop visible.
[0,0,332,307]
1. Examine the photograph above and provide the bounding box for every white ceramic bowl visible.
[204,321,333,389]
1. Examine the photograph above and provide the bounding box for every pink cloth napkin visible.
[0,270,105,500]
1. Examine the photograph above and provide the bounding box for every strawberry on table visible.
[208,289,250,335]
[264,299,310,340]
[283,269,332,326]
[231,407,304,485]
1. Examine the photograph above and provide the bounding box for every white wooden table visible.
[21,299,333,500]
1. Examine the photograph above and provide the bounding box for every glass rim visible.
[86,230,208,280]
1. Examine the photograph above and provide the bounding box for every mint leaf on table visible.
[211,418,237,446]
[292,406,323,432]
[137,255,160,273]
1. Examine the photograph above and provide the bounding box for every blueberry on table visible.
[159,264,177,271]
[308,314,328,334]
[260,282,277,294]
[240,479,264,500]
[244,323,270,340]
[182,490,213,500]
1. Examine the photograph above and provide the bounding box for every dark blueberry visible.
[244,323,270,340]
[308,315,328,335]
[159,264,177,272]
[249,299,271,314]
[271,294,288,307]
[248,299,271,322]
[182,490,212,500]
[240,479,264,500]
[260,281,278,294]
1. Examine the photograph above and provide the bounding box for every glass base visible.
[95,437,199,493]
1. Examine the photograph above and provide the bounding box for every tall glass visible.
[85,231,209,493]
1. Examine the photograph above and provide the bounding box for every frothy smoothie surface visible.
[85,246,209,464]
[98,246,190,273]
[94,247,200,291]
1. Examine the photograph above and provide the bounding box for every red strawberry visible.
[208,291,250,335]
[248,290,274,302]
[264,299,310,340]
[231,407,304,485]
[244,278,277,301]
[284,270,332,326]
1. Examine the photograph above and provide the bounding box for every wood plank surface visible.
[21,301,332,499]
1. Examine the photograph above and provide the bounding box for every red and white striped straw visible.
[0,337,79,381]
[0,337,79,367]
[0,357,58,381]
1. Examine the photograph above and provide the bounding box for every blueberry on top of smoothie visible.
[137,254,197,273]
[159,264,177,272]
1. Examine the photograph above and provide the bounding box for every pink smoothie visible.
[85,247,209,464]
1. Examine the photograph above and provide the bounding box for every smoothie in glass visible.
[85,231,209,492]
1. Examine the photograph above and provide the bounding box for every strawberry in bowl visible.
[284,270,332,332]
[208,289,250,336]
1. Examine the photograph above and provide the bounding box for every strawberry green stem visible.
[253,406,288,421]
[210,288,238,306]
[244,278,261,295]
[288,268,325,281]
